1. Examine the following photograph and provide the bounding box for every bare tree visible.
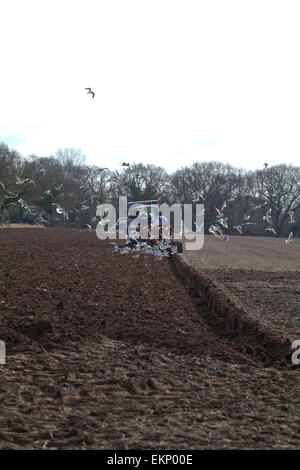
[54,148,86,168]
[170,161,244,232]
[247,164,300,236]
[109,163,169,202]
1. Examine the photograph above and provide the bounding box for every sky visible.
[0,0,300,174]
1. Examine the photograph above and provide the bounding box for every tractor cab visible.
[124,199,182,253]
[116,199,183,253]
[127,199,168,231]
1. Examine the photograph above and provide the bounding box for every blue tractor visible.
[119,199,183,253]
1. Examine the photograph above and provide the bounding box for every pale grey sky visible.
[1,0,300,173]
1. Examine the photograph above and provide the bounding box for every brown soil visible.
[184,235,300,342]
[184,235,300,272]
[0,229,300,450]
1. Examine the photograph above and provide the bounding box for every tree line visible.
[0,142,299,237]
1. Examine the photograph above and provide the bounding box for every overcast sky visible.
[1,0,299,173]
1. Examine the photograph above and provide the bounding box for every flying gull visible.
[288,211,295,224]
[285,232,294,244]
[265,227,276,235]
[215,207,224,218]
[263,208,272,225]
[233,225,243,234]
[85,88,95,98]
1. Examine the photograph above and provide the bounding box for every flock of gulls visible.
[207,163,296,246]
[0,124,297,253]
[208,200,295,245]
[0,172,131,226]
[110,237,180,262]
[0,173,99,226]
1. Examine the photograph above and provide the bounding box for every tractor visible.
[118,199,183,254]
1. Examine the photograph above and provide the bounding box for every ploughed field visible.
[0,229,299,450]
[184,235,300,341]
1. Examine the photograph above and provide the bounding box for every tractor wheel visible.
[175,241,183,253]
